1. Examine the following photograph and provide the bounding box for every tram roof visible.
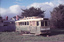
[15,18,44,22]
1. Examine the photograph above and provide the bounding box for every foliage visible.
[50,4,64,28]
[21,7,45,17]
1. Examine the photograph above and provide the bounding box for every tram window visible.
[19,22,20,25]
[41,21,44,26]
[19,22,22,25]
[27,22,29,25]
[22,22,24,25]
[45,21,47,26]
[25,22,26,25]
[37,21,39,26]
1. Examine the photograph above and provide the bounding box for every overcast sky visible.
[0,0,64,19]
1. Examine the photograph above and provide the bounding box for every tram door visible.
[30,21,37,33]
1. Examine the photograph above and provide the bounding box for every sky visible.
[0,0,64,19]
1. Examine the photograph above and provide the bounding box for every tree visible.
[0,14,3,22]
[0,14,2,19]
[21,7,45,17]
[50,4,64,28]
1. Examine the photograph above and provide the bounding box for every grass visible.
[0,28,64,42]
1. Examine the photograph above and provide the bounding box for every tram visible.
[15,16,50,35]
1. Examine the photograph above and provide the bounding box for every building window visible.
[37,21,39,26]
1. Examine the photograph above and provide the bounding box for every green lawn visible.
[0,28,64,42]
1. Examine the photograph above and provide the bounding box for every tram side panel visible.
[16,25,30,32]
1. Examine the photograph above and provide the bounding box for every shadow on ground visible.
[50,28,64,35]
[40,28,64,37]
